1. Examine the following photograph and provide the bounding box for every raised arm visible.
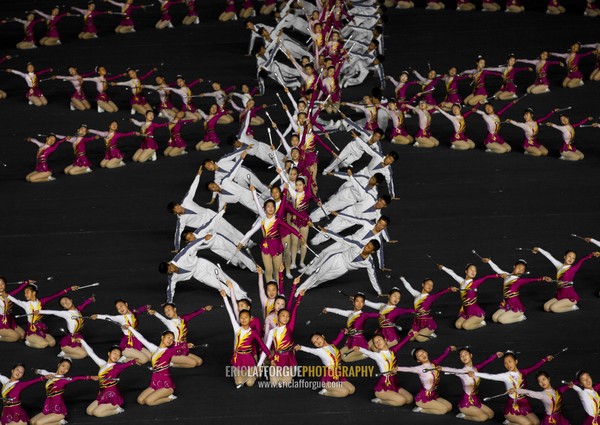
[127,326,158,352]
[441,266,463,284]
[400,277,420,297]
[80,339,105,367]
[535,247,563,268]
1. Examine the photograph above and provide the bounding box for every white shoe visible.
[413,142,420,147]
[485,149,492,153]
[450,144,457,149]
[25,340,32,347]
[231,14,238,20]
[70,104,75,111]
[299,262,306,268]
[251,10,256,16]
[59,420,68,425]
[578,81,584,87]
[180,150,188,155]
[318,389,328,395]
[131,28,136,33]
[286,272,293,279]
[118,161,126,167]
[194,17,199,24]
[371,398,382,404]
[412,407,423,413]
[150,152,157,162]
[115,407,125,414]
[480,320,487,327]
[430,332,437,338]
[503,420,510,425]
[57,351,66,357]
[168,22,174,28]
[519,315,527,322]
[168,394,177,400]
[290,263,297,270]
[456,413,466,419]
[571,305,579,311]
[47,176,56,181]
[543,88,550,93]
[97,106,104,113]
[28,100,33,105]
[85,167,92,173]
[56,40,62,45]
[130,108,136,115]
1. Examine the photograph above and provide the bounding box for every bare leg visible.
[218,12,237,22]
[415,137,436,148]
[66,166,91,175]
[392,135,413,145]
[30,412,64,425]
[455,317,466,330]
[136,148,156,163]
[491,309,504,323]
[138,387,174,406]
[88,401,124,417]
[460,404,494,421]
[196,141,219,151]
[261,252,275,283]
[217,114,235,125]
[299,226,309,265]
[413,328,434,342]
[0,329,22,342]
[17,41,37,49]
[548,299,576,313]
[27,172,53,183]
[451,140,471,150]
[465,95,486,106]
[26,334,49,348]
[496,91,518,100]
[61,346,88,359]
[416,398,452,414]
[71,98,86,111]
[528,85,549,94]
[462,316,486,330]
[396,1,415,8]
[40,37,61,46]
[104,158,125,168]
[322,380,355,397]
[505,413,539,425]
[566,78,583,88]
[497,311,525,324]
[375,389,412,406]
[171,354,202,368]
[155,20,171,29]
[486,142,510,153]
[123,347,151,363]
[525,146,542,157]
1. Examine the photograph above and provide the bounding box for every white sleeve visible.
[324,308,352,317]
[80,339,105,367]
[6,295,27,311]
[364,300,384,310]
[441,266,463,284]
[590,238,600,248]
[400,277,420,297]
[127,327,158,352]
[475,371,509,384]
[38,309,71,321]
[358,347,379,361]
[95,314,126,325]
[222,294,240,331]
[536,248,563,269]
[239,219,262,246]
[152,312,173,330]
[486,260,507,275]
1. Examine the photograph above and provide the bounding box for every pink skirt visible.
[321,370,347,383]
[203,129,220,144]
[411,316,437,331]
[104,146,123,160]
[458,391,483,408]
[523,138,541,149]
[60,333,83,348]
[97,386,123,406]
[500,82,517,93]
[35,160,51,173]
[119,334,144,351]
[377,327,399,343]
[73,155,91,168]
[42,395,68,416]
[231,352,256,368]
[119,17,134,27]
[141,137,158,150]
[272,350,297,367]
[130,95,147,106]
[260,238,284,256]
[391,126,409,137]
[416,128,431,138]
[499,297,525,313]
[444,93,462,104]
[484,133,506,145]
[150,370,175,390]
[169,134,187,148]
[1,405,28,425]
[566,70,583,79]
[26,321,49,337]
[459,303,485,319]
[559,143,575,153]
[174,341,189,356]
[582,415,600,425]
[374,374,399,392]
[291,214,309,228]
[27,87,44,98]
[72,90,87,101]
[415,387,440,403]
[97,92,110,102]
[473,86,487,96]
[504,396,533,416]
[346,334,369,349]
[451,132,469,143]
[542,413,569,425]
[181,103,197,112]
[0,314,18,330]
[83,23,97,33]
[556,286,579,303]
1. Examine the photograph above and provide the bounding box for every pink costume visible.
[322,60,346,103]
[34,10,69,39]
[489,65,531,93]
[185,0,199,17]
[14,18,44,43]
[551,51,595,80]
[509,110,555,149]
[413,71,441,106]
[114,69,155,105]
[160,0,183,21]
[537,247,595,302]
[388,78,419,102]
[0,377,44,425]
[442,267,499,319]
[506,0,522,7]
[153,308,207,356]
[240,216,301,257]
[129,327,179,390]
[145,84,175,111]
[298,331,346,383]
[364,299,414,343]
[54,73,91,101]
[405,104,432,138]
[80,339,137,406]
[548,118,590,153]
[106,0,144,27]
[202,110,228,144]
[29,136,65,172]
[82,73,122,103]
[39,374,92,416]
[223,294,271,368]
[167,118,194,149]
[66,136,97,168]
[486,260,544,313]
[275,197,308,238]
[572,382,600,425]
[258,294,303,367]
[323,308,378,349]
[0,281,28,330]
[474,102,515,145]
[475,357,548,416]
[462,68,500,96]
[379,105,409,137]
[88,129,137,160]
[288,177,319,228]
[224,0,237,14]
[8,68,52,99]
[8,287,73,338]
[170,79,202,112]
[516,385,570,425]
[358,334,412,393]
[441,354,500,408]
[95,305,149,350]
[518,58,562,86]
[401,277,452,332]
[442,74,469,105]
[39,297,95,349]
[437,108,476,143]
[396,346,453,402]
[345,102,380,131]
[131,119,168,150]
[72,7,108,35]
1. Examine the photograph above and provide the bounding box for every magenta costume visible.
[1,377,44,425]
[172,308,206,356]
[89,129,136,160]
[376,306,414,342]
[326,308,378,349]
[19,287,73,337]
[185,0,199,17]
[148,346,179,390]
[68,136,97,168]
[290,181,319,228]
[562,51,595,79]
[202,110,228,144]
[160,1,182,21]
[23,18,44,43]
[96,360,136,406]
[231,327,270,368]
[467,69,499,97]
[168,119,193,148]
[410,287,452,332]
[43,13,69,39]
[0,281,28,330]
[499,66,531,93]
[555,253,594,302]
[457,355,500,409]
[397,347,453,403]
[137,121,168,150]
[59,297,94,348]
[505,359,547,416]
[458,274,499,319]
[79,10,108,34]
[275,196,308,238]
[42,376,91,416]
[128,70,155,106]
[520,59,562,86]
[442,75,469,104]
[260,217,301,256]
[499,276,544,313]
[263,295,303,367]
